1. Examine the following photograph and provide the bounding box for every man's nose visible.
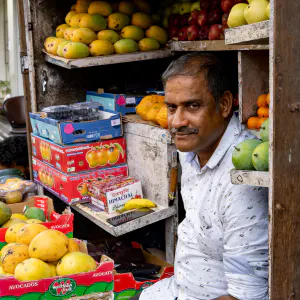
[170,108,188,129]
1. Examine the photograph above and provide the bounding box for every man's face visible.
[165,73,227,153]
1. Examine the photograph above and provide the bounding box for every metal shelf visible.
[230,169,269,187]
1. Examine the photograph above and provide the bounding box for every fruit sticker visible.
[49,278,76,296]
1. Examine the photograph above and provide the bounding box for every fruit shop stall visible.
[17,0,300,298]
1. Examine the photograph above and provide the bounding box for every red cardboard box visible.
[31,134,127,174]
[0,196,74,250]
[32,158,128,205]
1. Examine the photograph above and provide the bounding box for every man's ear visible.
[219,91,233,118]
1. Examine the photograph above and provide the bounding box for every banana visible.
[118,198,157,213]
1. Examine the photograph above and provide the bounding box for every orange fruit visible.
[257,117,268,129]
[257,107,269,118]
[266,93,270,105]
[247,116,260,130]
[256,94,268,108]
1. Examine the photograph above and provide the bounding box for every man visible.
[139,53,268,300]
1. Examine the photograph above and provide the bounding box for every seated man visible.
[137,53,268,300]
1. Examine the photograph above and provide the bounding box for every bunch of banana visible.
[118,198,157,213]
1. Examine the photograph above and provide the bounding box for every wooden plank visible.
[238,51,269,123]
[225,21,269,45]
[43,49,174,69]
[230,169,269,187]
[72,204,177,237]
[170,40,269,51]
[269,0,300,297]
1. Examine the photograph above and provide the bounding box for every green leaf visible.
[114,143,124,158]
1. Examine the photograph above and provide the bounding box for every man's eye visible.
[188,103,200,110]
[167,105,176,113]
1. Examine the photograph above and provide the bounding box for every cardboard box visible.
[32,158,128,205]
[86,91,143,116]
[29,109,122,145]
[0,261,114,300]
[0,196,74,250]
[31,134,127,174]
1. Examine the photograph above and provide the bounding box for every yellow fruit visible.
[244,0,269,24]
[228,3,248,27]
[62,42,90,59]
[0,266,13,277]
[121,25,144,41]
[29,229,69,262]
[75,2,89,13]
[71,28,97,45]
[179,2,192,15]
[97,29,120,44]
[56,252,97,276]
[114,39,138,54]
[108,12,130,31]
[133,0,151,14]
[131,12,153,29]
[44,37,56,51]
[89,40,114,56]
[88,1,112,16]
[56,24,70,38]
[70,13,87,27]
[2,218,26,228]
[1,243,29,274]
[146,25,168,45]
[5,223,26,243]
[26,219,43,224]
[67,239,80,253]
[118,1,137,15]
[120,198,157,212]
[57,41,71,57]
[15,223,48,245]
[64,27,78,41]
[266,2,270,18]
[48,263,57,277]
[47,38,66,55]
[5,190,23,204]
[79,14,107,31]
[71,4,76,11]
[139,38,160,51]
[15,258,52,281]
[11,214,28,221]
[65,11,78,26]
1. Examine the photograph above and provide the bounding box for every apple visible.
[222,12,229,26]
[180,13,191,26]
[178,26,189,41]
[235,0,247,3]
[171,3,181,14]
[197,9,208,26]
[179,2,192,15]
[168,14,181,27]
[190,1,201,11]
[208,24,224,40]
[187,25,200,40]
[221,0,235,12]
[169,26,179,39]
[199,25,209,40]
[207,8,222,25]
[211,0,221,10]
[188,10,201,25]
[200,0,210,10]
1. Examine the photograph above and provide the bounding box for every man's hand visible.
[213,296,238,300]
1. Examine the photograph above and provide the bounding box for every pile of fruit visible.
[44,0,169,59]
[228,0,270,28]
[247,93,270,130]
[232,118,269,171]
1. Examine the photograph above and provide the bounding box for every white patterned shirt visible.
[141,114,268,300]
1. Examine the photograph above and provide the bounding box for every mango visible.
[25,207,46,222]
[26,219,43,224]
[29,229,69,262]
[56,252,97,276]
[15,223,48,245]
[56,24,70,38]
[114,39,138,54]
[252,141,269,171]
[89,40,114,56]
[64,27,78,40]
[146,25,168,44]
[62,42,90,59]
[131,12,153,29]
[121,25,144,41]
[79,14,107,31]
[259,118,269,142]
[1,218,26,228]
[71,4,76,11]
[0,266,13,277]
[57,41,71,57]
[97,29,120,43]
[75,2,89,13]
[118,1,137,15]
[67,239,80,253]
[5,223,26,243]
[11,213,27,221]
[0,202,12,226]
[48,263,57,277]
[65,11,78,26]
[108,12,130,30]
[88,1,112,16]
[5,190,23,204]
[15,258,52,281]
[133,0,151,14]
[139,38,160,51]
[70,13,87,27]
[71,28,97,44]
[44,36,56,51]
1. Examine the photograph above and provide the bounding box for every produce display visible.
[247,93,269,130]
[228,0,270,28]
[44,0,169,59]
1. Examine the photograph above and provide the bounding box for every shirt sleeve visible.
[220,183,269,300]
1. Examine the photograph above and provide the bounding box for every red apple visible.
[199,25,209,40]
[208,24,224,40]
[178,26,189,41]
[200,0,210,10]
[221,0,235,12]
[187,25,200,41]
[211,0,221,9]
[235,0,247,3]
[222,12,229,26]
[168,14,181,28]
[188,10,201,25]
[180,13,190,27]
[197,9,208,26]
[168,26,179,39]
[207,8,222,25]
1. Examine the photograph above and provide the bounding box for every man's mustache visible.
[170,127,199,134]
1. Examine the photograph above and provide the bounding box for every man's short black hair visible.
[162,53,232,111]
[0,136,29,168]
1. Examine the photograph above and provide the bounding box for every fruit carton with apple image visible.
[31,134,127,174]
[87,176,143,213]
[32,158,128,205]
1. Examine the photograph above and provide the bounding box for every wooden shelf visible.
[43,49,174,69]
[230,169,269,187]
[170,40,269,51]
[225,21,269,45]
[72,203,177,237]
